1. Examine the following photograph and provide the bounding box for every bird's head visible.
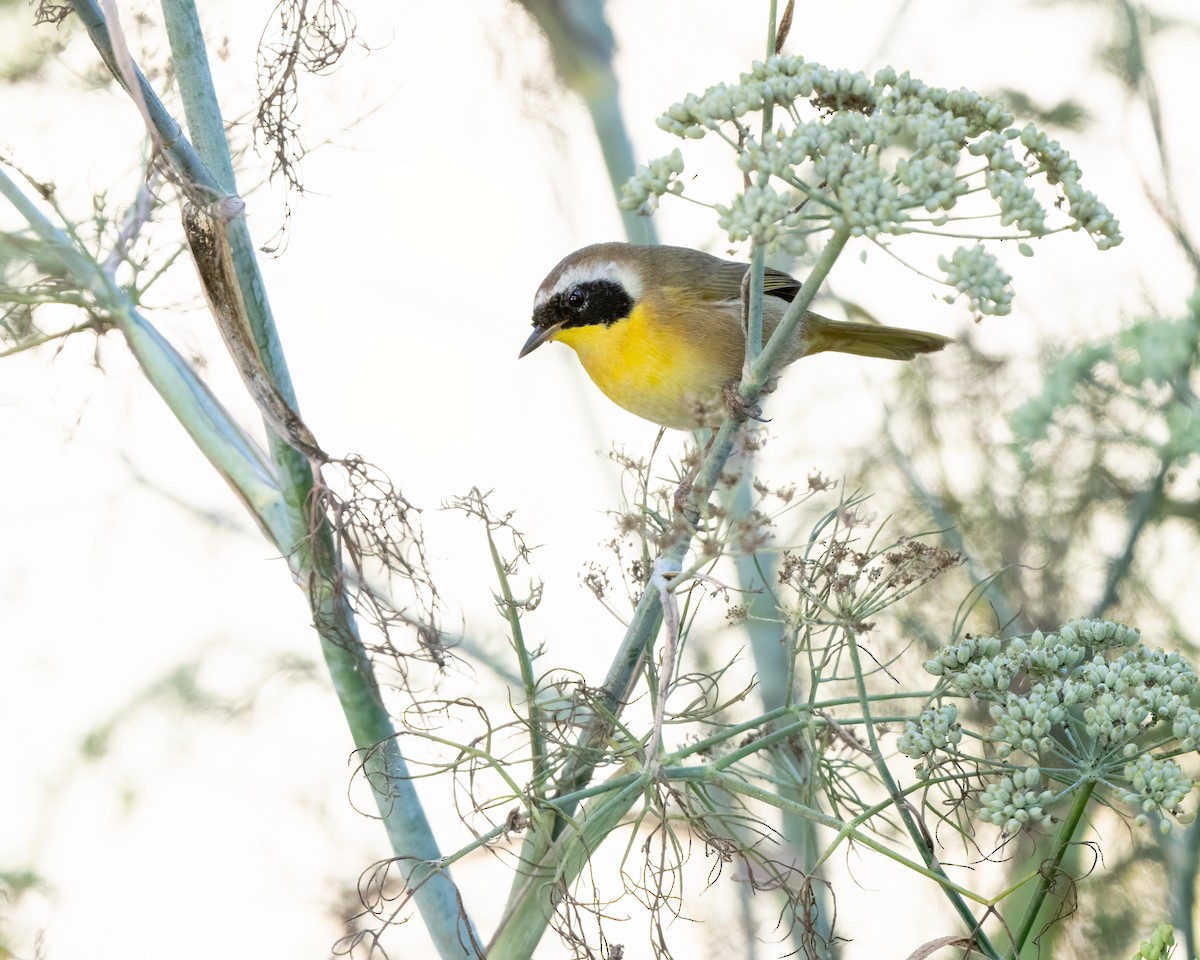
[520,244,643,358]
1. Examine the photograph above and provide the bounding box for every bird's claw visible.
[723,378,771,423]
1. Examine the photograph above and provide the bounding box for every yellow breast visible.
[552,298,742,429]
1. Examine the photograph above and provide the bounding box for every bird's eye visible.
[566,287,586,310]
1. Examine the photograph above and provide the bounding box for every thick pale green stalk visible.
[1171,820,1200,958]
[309,583,486,958]
[585,79,657,244]
[158,2,475,953]
[71,0,218,192]
[154,0,313,507]
[61,1,479,954]
[0,168,285,541]
[728,478,831,957]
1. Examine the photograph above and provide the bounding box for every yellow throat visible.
[552,298,732,430]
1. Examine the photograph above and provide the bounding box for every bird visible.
[520,242,953,430]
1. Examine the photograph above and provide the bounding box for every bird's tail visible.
[805,315,953,361]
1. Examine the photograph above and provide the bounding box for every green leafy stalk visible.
[484,523,550,796]
[845,629,1000,957]
[1005,781,1096,960]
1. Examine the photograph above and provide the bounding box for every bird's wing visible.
[690,258,802,303]
[631,245,802,303]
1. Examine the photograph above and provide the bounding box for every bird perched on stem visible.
[521,242,952,429]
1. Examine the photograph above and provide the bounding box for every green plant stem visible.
[742,0,775,363]
[154,0,312,508]
[728,486,828,951]
[71,0,218,192]
[74,0,313,508]
[710,772,988,903]
[884,425,1023,631]
[1090,445,1169,618]
[586,81,657,244]
[1173,816,1200,958]
[489,772,647,960]
[484,525,549,796]
[745,244,766,363]
[845,629,1000,958]
[764,0,779,102]
[745,225,851,397]
[1005,780,1096,960]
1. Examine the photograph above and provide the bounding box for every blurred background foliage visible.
[846,4,1200,955]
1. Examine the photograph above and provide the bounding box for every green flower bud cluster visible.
[1121,754,1192,831]
[921,629,1081,695]
[989,686,1068,759]
[977,767,1057,833]
[619,148,685,216]
[905,619,1198,834]
[715,183,808,255]
[1018,125,1122,248]
[1060,617,1140,648]
[620,55,1122,269]
[937,245,1014,316]
[1131,924,1175,960]
[896,703,962,757]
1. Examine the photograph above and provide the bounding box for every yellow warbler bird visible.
[520,242,952,429]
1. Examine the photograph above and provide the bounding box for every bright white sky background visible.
[2,1,1198,957]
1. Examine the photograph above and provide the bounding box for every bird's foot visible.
[722,378,773,423]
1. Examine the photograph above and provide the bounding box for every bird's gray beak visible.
[519,321,563,358]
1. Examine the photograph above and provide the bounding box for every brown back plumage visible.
[598,243,952,370]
